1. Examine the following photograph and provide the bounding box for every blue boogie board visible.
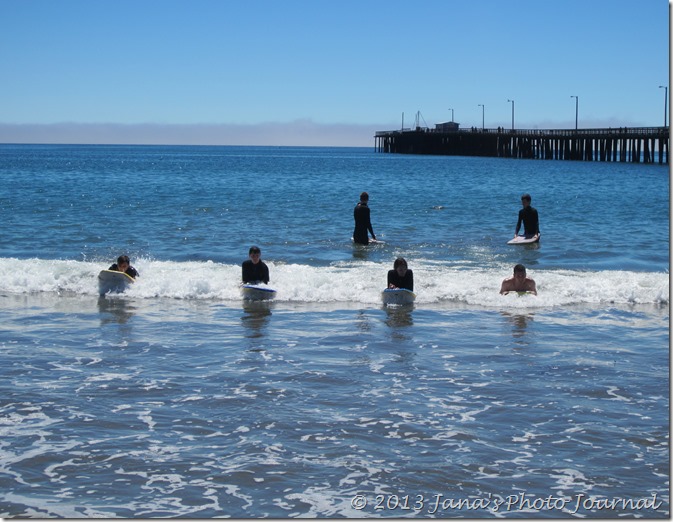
[241,284,277,301]
[98,270,135,296]
[381,288,416,305]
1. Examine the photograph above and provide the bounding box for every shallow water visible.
[0,145,668,517]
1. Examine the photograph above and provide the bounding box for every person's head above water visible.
[248,245,262,263]
[393,257,408,276]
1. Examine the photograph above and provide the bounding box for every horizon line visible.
[0,118,657,148]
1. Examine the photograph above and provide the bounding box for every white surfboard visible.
[507,234,540,245]
[98,269,135,296]
[382,288,416,305]
[241,284,277,301]
[352,238,385,246]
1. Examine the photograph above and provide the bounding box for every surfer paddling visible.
[242,245,270,284]
[109,255,139,278]
[514,193,540,241]
[353,191,377,245]
[387,257,414,291]
[500,264,537,295]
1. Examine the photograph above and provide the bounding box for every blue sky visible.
[0,0,669,146]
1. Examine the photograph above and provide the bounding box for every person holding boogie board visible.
[353,191,377,245]
[98,254,138,296]
[513,193,540,242]
[109,255,139,278]
[387,257,414,291]
[242,245,270,284]
[500,264,537,295]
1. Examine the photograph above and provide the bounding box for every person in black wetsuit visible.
[242,245,270,284]
[353,192,376,245]
[514,193,540,240]
[109,255,139,278]
[387,257,413,291]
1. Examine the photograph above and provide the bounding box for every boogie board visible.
[381,288,416,305]
[98,270,135,296]
[241,284,277,301]
[352,238,385,246]
[507,234,540,245]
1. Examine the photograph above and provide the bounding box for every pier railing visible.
[374,126,669,164]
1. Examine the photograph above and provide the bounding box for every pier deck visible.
[375,126,669,164]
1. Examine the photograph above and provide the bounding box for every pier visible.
[375,126,669,164]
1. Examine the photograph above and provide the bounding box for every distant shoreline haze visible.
[0,117,652,147]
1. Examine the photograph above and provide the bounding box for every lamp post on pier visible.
[507,99,514,130]
[659,85,668,127]
[570,95,578,130]
[478,104,484,130]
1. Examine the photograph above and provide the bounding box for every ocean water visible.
[0,144,669,518]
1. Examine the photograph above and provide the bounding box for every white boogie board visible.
[98,270,135,296]
[241,284,277,301]
[352,238,385,246]
[382,288,416,305]
[507,234,540,245]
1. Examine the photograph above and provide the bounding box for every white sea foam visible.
[0,257,668,307]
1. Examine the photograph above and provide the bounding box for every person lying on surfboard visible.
[387,257,414,291]
[108,255,139,278]
[500,264,537,295]
[514,193,540,241]
[242,245,270,284]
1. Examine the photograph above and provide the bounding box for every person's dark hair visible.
[393,257,408,270]
[117,255,130,265]
[249,246,261,255]
[360,192,369,202]
[513,263,526,274]
[521,193,531,202]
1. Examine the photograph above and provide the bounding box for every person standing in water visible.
[353,191,376,245]
[514,193,540,241]
[242,245,270,284]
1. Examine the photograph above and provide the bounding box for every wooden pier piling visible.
[375,126,669,164]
